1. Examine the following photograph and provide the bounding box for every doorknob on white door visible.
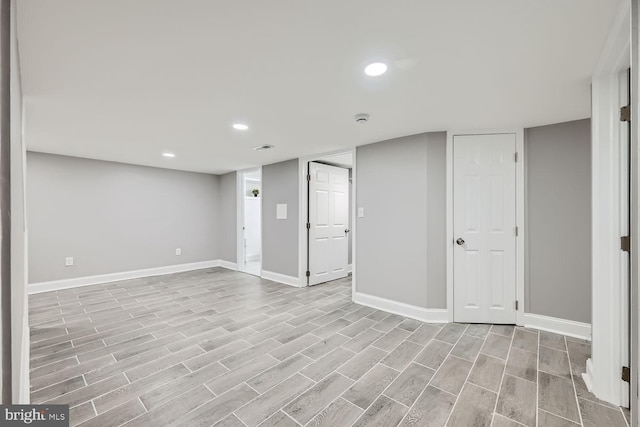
[345,229,350,234]
[456,238,465,245]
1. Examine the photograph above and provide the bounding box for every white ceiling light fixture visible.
[162,152,175,158]
[364,62,387,77]
[233,123,249,130]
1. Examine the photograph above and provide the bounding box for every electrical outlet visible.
[65,257,74,267]
[175,248,182,256]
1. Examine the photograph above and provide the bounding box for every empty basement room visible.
[2,0,638,426]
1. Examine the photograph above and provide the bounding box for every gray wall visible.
[356,132,447,309]
[525,119,591,323]
[262,159,299,277]
[219,172,237,264]
[27,153,220,283]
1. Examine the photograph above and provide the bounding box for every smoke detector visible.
[354,113,370,124]
[253,144,275,151]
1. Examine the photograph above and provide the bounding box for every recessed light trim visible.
[163,152,175,158]
[253,144,274,151]
[233,123,249,130]
[364,62,387,77]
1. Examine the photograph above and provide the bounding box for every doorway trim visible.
[236,167,262,275]
[445,129,525,325]
[587,0,631,408]
[298,148,356,290]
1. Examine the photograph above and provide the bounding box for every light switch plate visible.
[357,207,365,218]
[276,204,287,220]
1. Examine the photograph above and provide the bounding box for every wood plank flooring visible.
[29,267,629,427]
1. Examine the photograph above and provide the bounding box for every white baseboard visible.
[261,270,303,288]
[29,260,222,294]
[353,292,448,323]
[583,358,595,392]
[218,260,238,271]
[523,313,592,341]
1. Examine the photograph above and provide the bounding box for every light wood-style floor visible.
[29,268,629,427]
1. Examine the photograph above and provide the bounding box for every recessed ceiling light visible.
[233,123,249,130]
[364,62,387,77]
[163,152,175,158]
[253,144,274,151]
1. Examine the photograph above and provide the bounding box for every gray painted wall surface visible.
[219,172,237,264]
[356,132,447,309]
[262,159,299,277]
[525,119,591,323]
[27,153,220,283]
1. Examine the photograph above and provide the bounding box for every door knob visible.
[345,229,350,234]
[456,238,465,245]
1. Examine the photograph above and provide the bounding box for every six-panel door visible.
[308,162,350,285]
[453,134,517,324]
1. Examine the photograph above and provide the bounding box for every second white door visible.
[453,133,517,324]
[308,162,350,285]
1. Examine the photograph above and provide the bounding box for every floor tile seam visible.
[540,408,583,425]
[41,369,131,409]
[487,323,517,427]
[397,324,470,427]
[619,407,630,427]
[496,413,530,426]
[538,342,569,353]
[231,360,319,421]
[564,335,585,426]
[340,335,427,427]
[81,360,206,414]
[444,325,494,426]
[503,371,537,386]
[237,367,318,426]
[30,364,101,393]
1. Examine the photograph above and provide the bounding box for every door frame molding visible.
[298,148,356,289]
[236,167,262,275]
[445,129,525,325]
[588,0,631,408]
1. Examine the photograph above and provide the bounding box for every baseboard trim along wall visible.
[523,313,592,341]
[219,260,238,271]
[353,292,448,323]
[28,260,222,294]
[261,270,303,288]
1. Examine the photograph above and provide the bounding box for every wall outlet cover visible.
[175,248,182,256]
[65,257,74,267]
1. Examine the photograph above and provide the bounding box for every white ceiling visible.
[17,0,621,174]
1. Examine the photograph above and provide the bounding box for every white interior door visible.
[308,162,349,285]
[453,134,517,324]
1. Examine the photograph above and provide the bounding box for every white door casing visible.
[308,162,349,285]
[453,133,517,324]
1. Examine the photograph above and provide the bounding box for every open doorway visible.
[302,151,354,286]
[239,169,262,276]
